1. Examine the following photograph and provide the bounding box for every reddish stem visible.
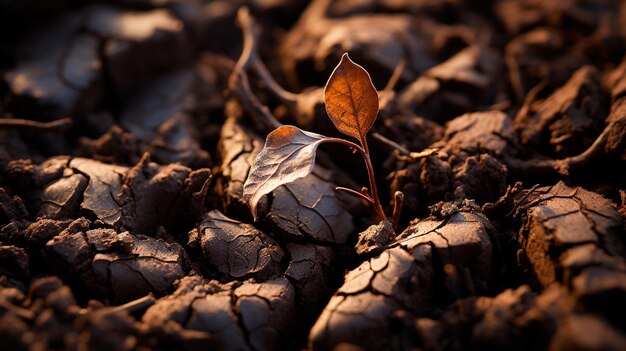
[391,191,404,235]
[361,139,387,221]
[324,137,365,154]
[335,186,374,204]
[324,137,387,221]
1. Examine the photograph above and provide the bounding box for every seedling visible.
[243,53,387,222]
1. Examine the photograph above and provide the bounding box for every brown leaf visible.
[243,125,329,220]
[324,53,379,144]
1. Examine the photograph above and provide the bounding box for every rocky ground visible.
[1,0,626,350]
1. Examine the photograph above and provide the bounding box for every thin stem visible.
[229,7,281,132]
[391,191,404,235]
[231,7,256,80]
[562,125,609,172]
[361,140,387,221]
[383,59,405,93]
[324,137,386,221]
[514,79,546,124]
[335,186,374,204]
[239,68,282,130]
[372,132,410,155]
[252,58,300,105]
[506,184,539,218]
[193,173,213,200]
[324,137,365,154]
[0,117,72,132]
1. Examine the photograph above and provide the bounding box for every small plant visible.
[243,53,387,222]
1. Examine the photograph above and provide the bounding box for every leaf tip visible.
[324,52,379,142]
